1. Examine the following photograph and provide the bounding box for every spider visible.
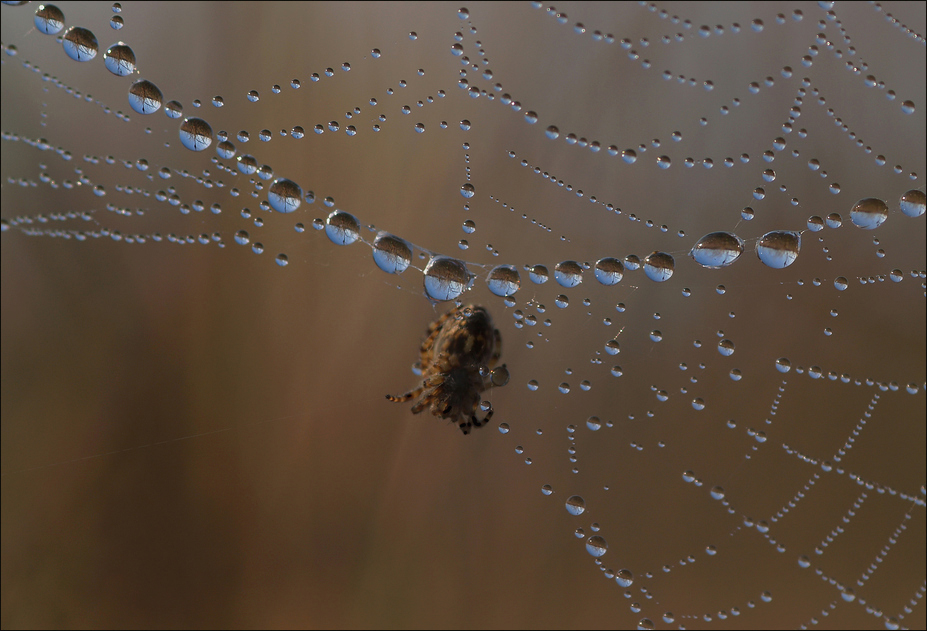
[386,304,506,434]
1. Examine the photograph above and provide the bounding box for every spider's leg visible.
[489,328,502,367]
[386,385,423,404]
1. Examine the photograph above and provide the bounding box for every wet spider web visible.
[1,2,925,629]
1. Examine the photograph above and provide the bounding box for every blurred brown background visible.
[2,2,924,628]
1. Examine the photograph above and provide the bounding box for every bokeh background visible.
[2,2,925,628]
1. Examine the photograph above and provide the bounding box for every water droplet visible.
[554,260,584,287]
[775,357,791,373]
[901,100,915,115]
[622,149,637,163]
[267,178,302,213]
[524,111,538,124]
[546,125,560,139]
[324,210,360,245]
[103,43,135,76]
[423,256,474,302]
[565,495,586,516]
[593,257,624,285]
[275,254,288,267]
[128,79,162,114]
[826,213,843,229]
[643,251,674,282]
[718,339,735,356]
[616,569,634,587]
[498,423,510,434]
[834,277,848,291]
[756,231,801,269]
[586,416,602,431]
[486,264,520,296]
[529,265,549,284]
[178,117,213,151]
[62,26,98,62]
[656,155,672,169]
[585,535,608,557]
[164,101,183,119]
[490,364,510,387]
[460,182,475,198]
[541,485,553,496]
[247,90,260,103]
[34,4,65,35]
[849,198,888,230]
[372,232,412,274]
[110,15,123,30]
[692,398,706,410]
[710,486,726,500]
[899,189,926,217]
[690,232,744,268]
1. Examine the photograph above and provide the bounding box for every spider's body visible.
[386,305,504,434]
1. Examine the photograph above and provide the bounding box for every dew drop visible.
[372,232,412,274]
[103,43,135,76]
[460,182,476,198]
[546,125,560,139]
[554,260,584,287]
[529,265,549,284]
[423,256,474,302]
[756,231,801,269]
[324,210,360,245]
[565,495,586,516]
[690,232,745,268]
[275,254,288,267]
[717,339,735,356]
[643,251,675,282]
[901,100,915,114]
[34,4,65,35]
[267,178,303,213]
[834,277,848,291]
[849,198,888,230]
[585,535,608,557]
[899,189,926,217]
[593,257,624,285]
[128,79,162,115]
[775,357,791,373]
[486,264,520,296]
[62,26,98,62]
[178,117,213,152]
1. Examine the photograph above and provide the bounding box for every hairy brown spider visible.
[386,305,506,434]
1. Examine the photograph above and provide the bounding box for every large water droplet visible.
[529,265,549,284]
[34,4,65,35]
[756,231,801,269]
[423,256,474,302]
[372,232,412,274]
[324,210,360,245]
[62,26,98,61]
[103,42,135,76]
[554,260,584,287]
[128,79,163,115]
[849,198,888,230]
[565,495,586,516]
[486,265,520,296]
[899,189,926,217]
[178,117,214,151]
[585,535,609,557]
[267,178,302,213]
[643,251,675,282]
[690,232,744,268]
[594,257,624,285]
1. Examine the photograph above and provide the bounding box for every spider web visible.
[1,2,924,629]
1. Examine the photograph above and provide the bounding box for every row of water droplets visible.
[5,2,925,306]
